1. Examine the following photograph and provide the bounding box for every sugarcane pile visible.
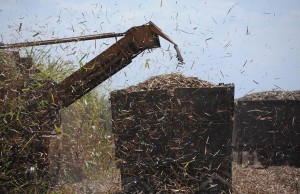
[238,90,300,101]
[0,51,59,193]
[111,73,234,193]
[126,73,215,93]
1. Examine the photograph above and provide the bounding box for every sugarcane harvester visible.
[0,21,183,191]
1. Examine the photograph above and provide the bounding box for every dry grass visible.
[233,163,300,194]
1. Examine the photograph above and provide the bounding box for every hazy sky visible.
[1,0,299,98]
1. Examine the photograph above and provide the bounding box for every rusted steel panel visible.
[234,100,300,146]
[173,87,234,124]
[110,85,234,193]
[234,100,300,167]
[111,90,171,166]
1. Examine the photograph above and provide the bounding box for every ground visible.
[232,163,300,194]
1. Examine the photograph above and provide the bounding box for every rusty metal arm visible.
[0,21,183,63]
[48,22,168,108]
[0,33,125,49]
[15,21,183,110]
[147,21,184,63]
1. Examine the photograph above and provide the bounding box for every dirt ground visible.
[53,172,121,194]
[232,163,300,194]
[53,162,300,194]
